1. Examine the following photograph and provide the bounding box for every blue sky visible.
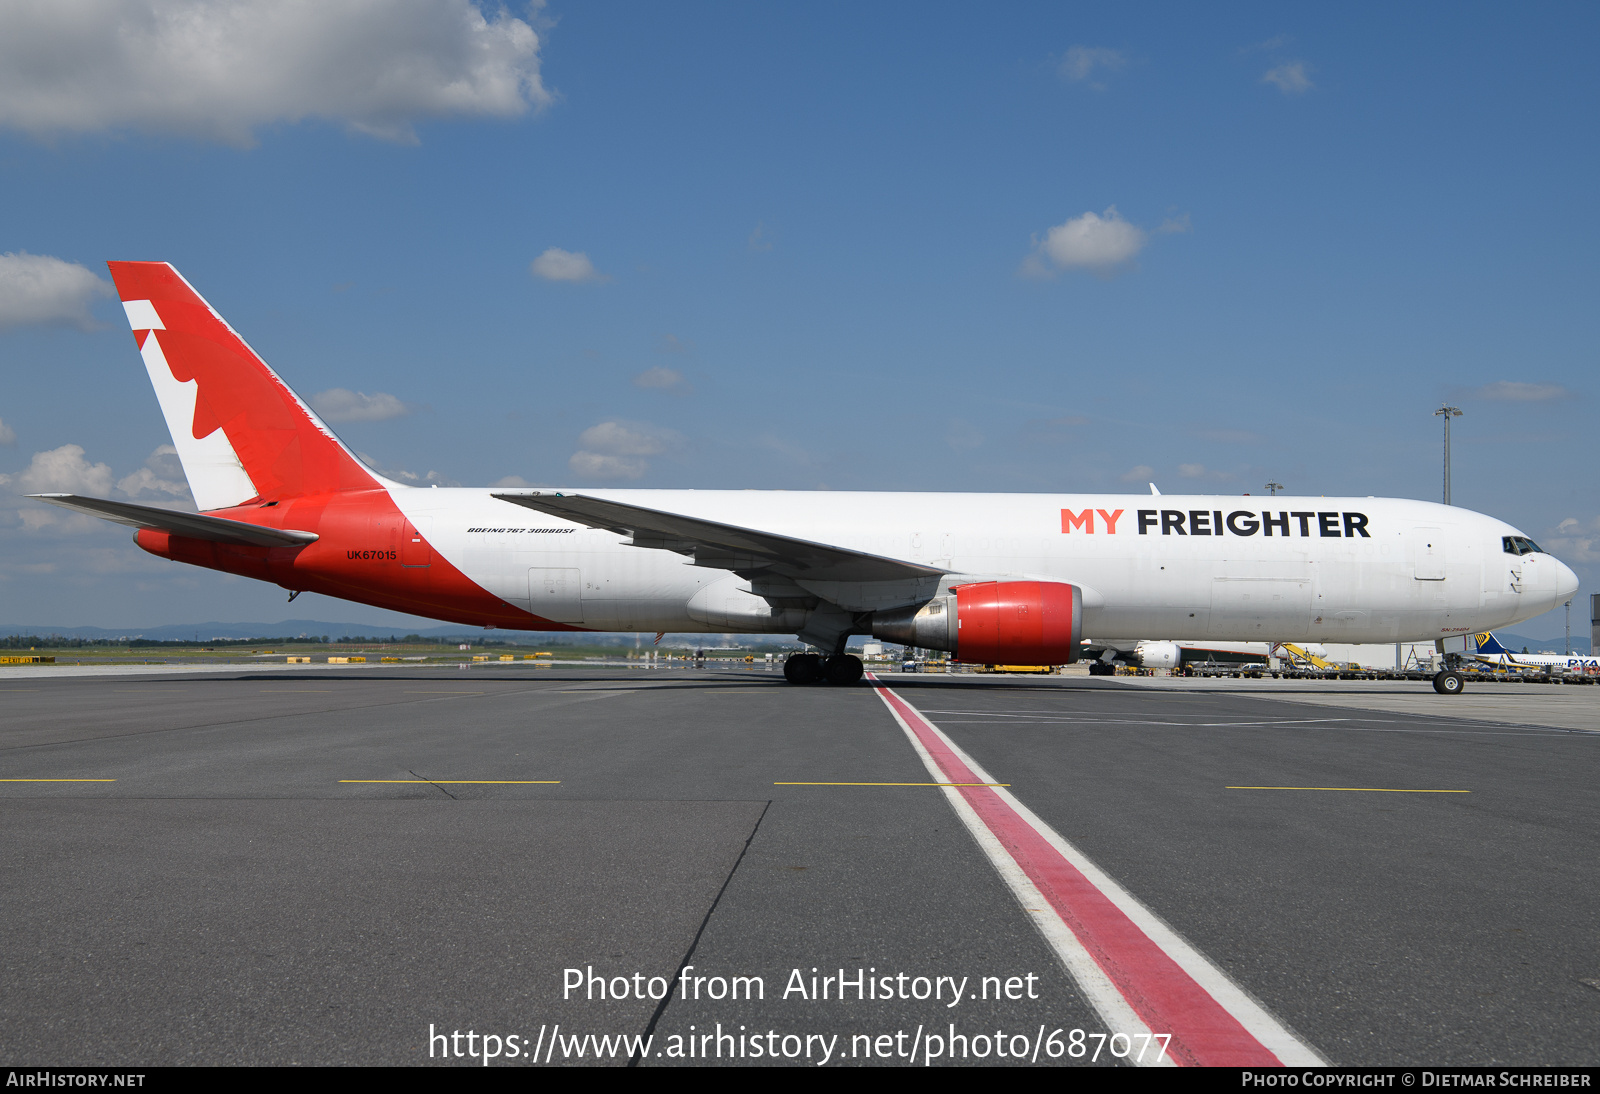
[0,1,1595,635]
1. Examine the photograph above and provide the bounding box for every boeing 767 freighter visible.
[30,263,1579,693]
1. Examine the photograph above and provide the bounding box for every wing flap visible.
[492,491,943,583]
[29,494,318,548]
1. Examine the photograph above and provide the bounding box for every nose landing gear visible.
[1432,670,1464,694]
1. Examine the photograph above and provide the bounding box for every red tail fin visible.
[108,261,377,508]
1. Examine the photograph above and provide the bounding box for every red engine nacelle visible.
[871,580,1083,665]
[953,581,1082,664]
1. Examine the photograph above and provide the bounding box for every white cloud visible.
[576,421,679,456]
[0,252,114,331]
[1017,253,1052,280]
[568,451,648,480]
[355,451,454,485]
[490,474,541,488]
[143,444,185,482]
[531,248,606,283]
[1157,212,1192,234]
[633,366,685,390]
[1118,465,1155,483]
[0,0,550,146]
[1547,517,1600,563]
[748,223,774,252]
[1469,381,1573,403]
[1024,207,1148,278]
[0,443,203,535]
[0,443,113,495]
[657,333,691,354]
[116,467,189,499]
[569,420,682,481]
[1060,46,1126,87]
[0,418,14,446]
[1263,61,1313,94]
[116,445,191,500]
[310,388,413,423]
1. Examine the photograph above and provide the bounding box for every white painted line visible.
[870,675,1325,1068]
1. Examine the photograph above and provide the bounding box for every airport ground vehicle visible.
[33,263,1579,691]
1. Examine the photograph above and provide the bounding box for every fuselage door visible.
[529,567,584,623]
[401,517,432,568]
[1413,527,1446,581]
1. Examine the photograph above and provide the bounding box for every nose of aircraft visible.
[1555,557,1580,602]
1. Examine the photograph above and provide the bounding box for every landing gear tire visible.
[784,653,823,684]
[824,654,864,686]
[1433,670,1464,695]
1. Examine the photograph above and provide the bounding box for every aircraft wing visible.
[29,494,318,548]
[492,491,944,583]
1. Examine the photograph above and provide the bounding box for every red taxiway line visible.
[870,675,1319,1067]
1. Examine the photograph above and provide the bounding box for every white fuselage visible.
[1476,652,1600,671]
[386,488,1576,643]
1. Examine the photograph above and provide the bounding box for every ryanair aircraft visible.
[1470,632,1599,673]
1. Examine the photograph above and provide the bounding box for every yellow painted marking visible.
[0,778,116,782]
[338,779,560,785]
[777,777,1011,786]
[1226,786,1470,793]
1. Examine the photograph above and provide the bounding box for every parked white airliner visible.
[31,263,1579,691]
[1470,632,1600,672]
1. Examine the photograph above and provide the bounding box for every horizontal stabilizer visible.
[492,491,943,583]
[29,494,318,548]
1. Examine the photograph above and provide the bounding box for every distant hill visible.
[1491,631,1591,656]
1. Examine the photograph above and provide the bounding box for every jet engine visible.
[1133,641,1180,669]
[871,581,1082,664]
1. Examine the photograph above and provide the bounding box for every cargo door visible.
[528,567,583,623]
[1208,577,1313,637]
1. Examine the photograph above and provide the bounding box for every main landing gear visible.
[784,653,864,686]
[1432,670,1465,695]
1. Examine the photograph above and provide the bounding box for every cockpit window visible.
[1502,535,1544,556]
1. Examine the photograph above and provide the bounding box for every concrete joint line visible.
[628,800,771,1067]
[409,769,458,800]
